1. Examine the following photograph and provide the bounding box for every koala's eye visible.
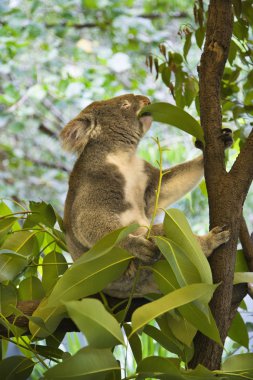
[121,100,131,110]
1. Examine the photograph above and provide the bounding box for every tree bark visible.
[189,0,253,370]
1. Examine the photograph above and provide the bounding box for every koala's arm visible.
[144,155,204,217]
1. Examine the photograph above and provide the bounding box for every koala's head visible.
[60,94,152,154]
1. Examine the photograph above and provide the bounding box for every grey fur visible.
[60,94,230,298]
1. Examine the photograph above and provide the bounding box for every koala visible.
[60,94,230,298]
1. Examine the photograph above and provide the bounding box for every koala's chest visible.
[106,152,148,224]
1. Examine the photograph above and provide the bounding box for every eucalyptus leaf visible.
[18,276,45,301]
[0,283,17,317]
[29,247,133,337]
[234,272,253,284]
[222,353,253,372]
[163,209,212,284]
[0,250,28,282]
[143,324,184,357]
[64,299,125,348]
[0,356,34,380]
[76,224,138,264]
[228,311,249,348]
[24,201,56,228]
[0,217,17,242]
[43,347,120,380]
[154,237,201,287]
[136,356,182,380]
[42,251,68,294]
[139,102,204,142]
[131,283,217,335]
[166,312,196,347]
[1,230,39,258]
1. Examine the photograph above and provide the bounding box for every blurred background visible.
[0,0,252,237]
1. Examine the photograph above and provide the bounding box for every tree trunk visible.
[189,0,253,370]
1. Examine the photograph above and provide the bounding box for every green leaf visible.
[1,230,39,258]
[0,202,21,232]
[234,272,253,284]
[165,312,196,347]
[183,33,192,61]
[42,251,68,294]
[0,217,17,243]
[152,260,179,293]
[43,347,120,380]
[178,303,221,345]
[195,27,205,49]
[24,201,56,228]
[29,344,66,360]
[0,356,34,380]
[143,324,184,357]
[0,283,17,317]
[161,66,171,87]
[137,356,182,379]
[228,311,249,348]
[64,299,125,348]
[29,247,133,337]
[131,283,217,335]
[163,209,212,284]
[0,250,28,282]
[235,250,249,272]
[18,276,45,301]
[76,224,138,264]
[222,353,253,372]
[47,247,133,308]
[124,323,142,363]
[154,237,201,287]
[139,102,204,142]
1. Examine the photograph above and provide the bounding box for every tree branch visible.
[24,156,69,172]
[239,215,253,272]
[230,128,253,198]
[0,296,149,338]
[189,0,236,370]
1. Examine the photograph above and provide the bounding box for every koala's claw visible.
[219,128,233,149]
[210,226,230,246]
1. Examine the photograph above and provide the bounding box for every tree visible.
[0,0,253,379]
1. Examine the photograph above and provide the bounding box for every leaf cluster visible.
[0,200,253,379]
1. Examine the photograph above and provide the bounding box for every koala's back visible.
[64,144,150,259]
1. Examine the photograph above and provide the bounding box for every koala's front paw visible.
[124,235,161,265]
[136,238,161,265]
[210,226,230,248]
[195,139,204,151]
[219,128,233,149]
[197,226,230,257]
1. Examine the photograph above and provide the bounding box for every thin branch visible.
[39,124,58,139]
[24,156,69,172]
[228,283,248,326]
[230,128,253,197]
[239,215,253,272]
[0,296,149,337]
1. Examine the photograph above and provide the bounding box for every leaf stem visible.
[147,137,164,240]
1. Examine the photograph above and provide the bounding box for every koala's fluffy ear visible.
[60,114,96,154]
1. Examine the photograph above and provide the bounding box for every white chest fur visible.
[106,151,149,226]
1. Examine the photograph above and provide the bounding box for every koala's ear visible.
[60,114,96,154]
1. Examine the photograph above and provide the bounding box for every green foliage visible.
[0,202,252,379]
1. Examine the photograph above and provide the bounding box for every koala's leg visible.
[195,226,230,257]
